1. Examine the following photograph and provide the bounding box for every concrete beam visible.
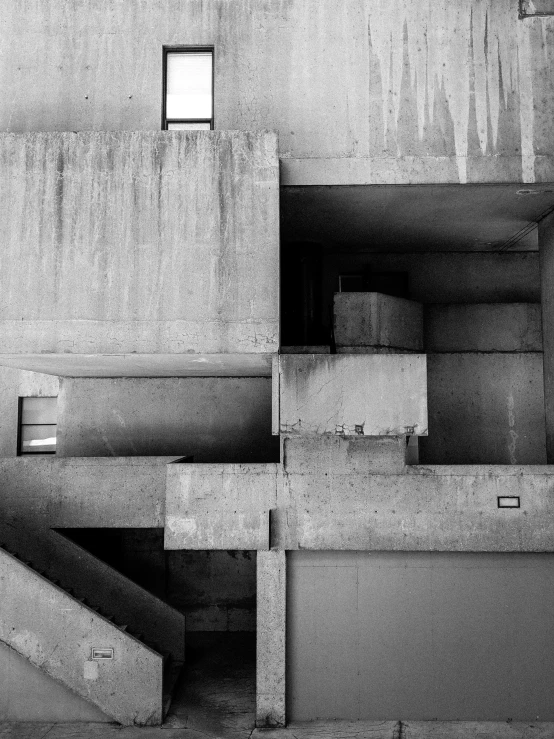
[256,550,286,728]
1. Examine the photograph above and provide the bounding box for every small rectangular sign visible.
[498,496,520,508]
[520,0,554,16]
[91,648,114,660]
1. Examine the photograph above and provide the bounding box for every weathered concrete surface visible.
[420,353,546,465]
[334,293,423,351]
[1,1,553,184]
[0,457,173,529]
[0,547,163,725]
[0,528,185,663]
[165,464,280,550]
[57,377,278,462]
[287,551,554,720]
[0,131,278,355]
[539,210,554,463]
[425,304,542,352]
[0,641,110,722]
[256,551,286,728]
[279,355,427,436]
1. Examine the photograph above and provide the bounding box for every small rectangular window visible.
[163,49,213,130]
[18,397,57,455]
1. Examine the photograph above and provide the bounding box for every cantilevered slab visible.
[279,354,427,436]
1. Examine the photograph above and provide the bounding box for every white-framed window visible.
[163,48,213,130]
[18,397,57,455]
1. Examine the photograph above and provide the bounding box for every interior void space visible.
[280,183,554,465]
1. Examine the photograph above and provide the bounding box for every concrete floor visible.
[0,634,553,739]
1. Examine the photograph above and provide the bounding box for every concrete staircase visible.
[0,534,185,725]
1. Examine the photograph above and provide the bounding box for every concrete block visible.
[279,354,428,436]
[256,551,286,728]
[164,464,281,550]
[334,292,423,351]
[425,304,543,352]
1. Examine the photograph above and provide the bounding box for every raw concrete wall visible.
[0,131,278,355]
[0,641,110,722]
[288,551,554,721]
[420,353,546,464]
[1,0,553,184]
[57,377,278,461]
[425,304,543,352]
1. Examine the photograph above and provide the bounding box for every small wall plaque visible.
[498,496,520,508]
[91,648,114,660]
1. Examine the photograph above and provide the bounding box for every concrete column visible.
[539,211,554,463]
[256,550,286,727]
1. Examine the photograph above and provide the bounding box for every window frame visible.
[17,396,58,456]
[162,46,215,130]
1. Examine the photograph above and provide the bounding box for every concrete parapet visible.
[334,292,423,351]
[279,354,428,436]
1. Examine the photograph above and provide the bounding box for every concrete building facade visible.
[2,0,554,727]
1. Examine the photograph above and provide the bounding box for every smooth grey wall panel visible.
[287,551,554,721]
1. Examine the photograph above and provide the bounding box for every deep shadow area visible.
[164,632,256,732]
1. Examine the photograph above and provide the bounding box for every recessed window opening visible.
[18,397,57,454]
[163,48,213,130]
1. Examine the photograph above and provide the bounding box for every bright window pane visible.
[21,397,57,425]
[21,425,57,453]
[167,122,211,130]
[166,52,212,119]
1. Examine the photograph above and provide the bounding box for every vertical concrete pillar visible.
[539,211,554,463]
[256,550,286,727]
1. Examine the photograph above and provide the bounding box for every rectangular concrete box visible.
[279,354,427,436]
[334,292,423,351]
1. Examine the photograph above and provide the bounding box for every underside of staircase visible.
[0,532,185,725]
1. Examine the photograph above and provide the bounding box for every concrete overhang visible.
[281,183,554,252]
[0,353,274,377]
